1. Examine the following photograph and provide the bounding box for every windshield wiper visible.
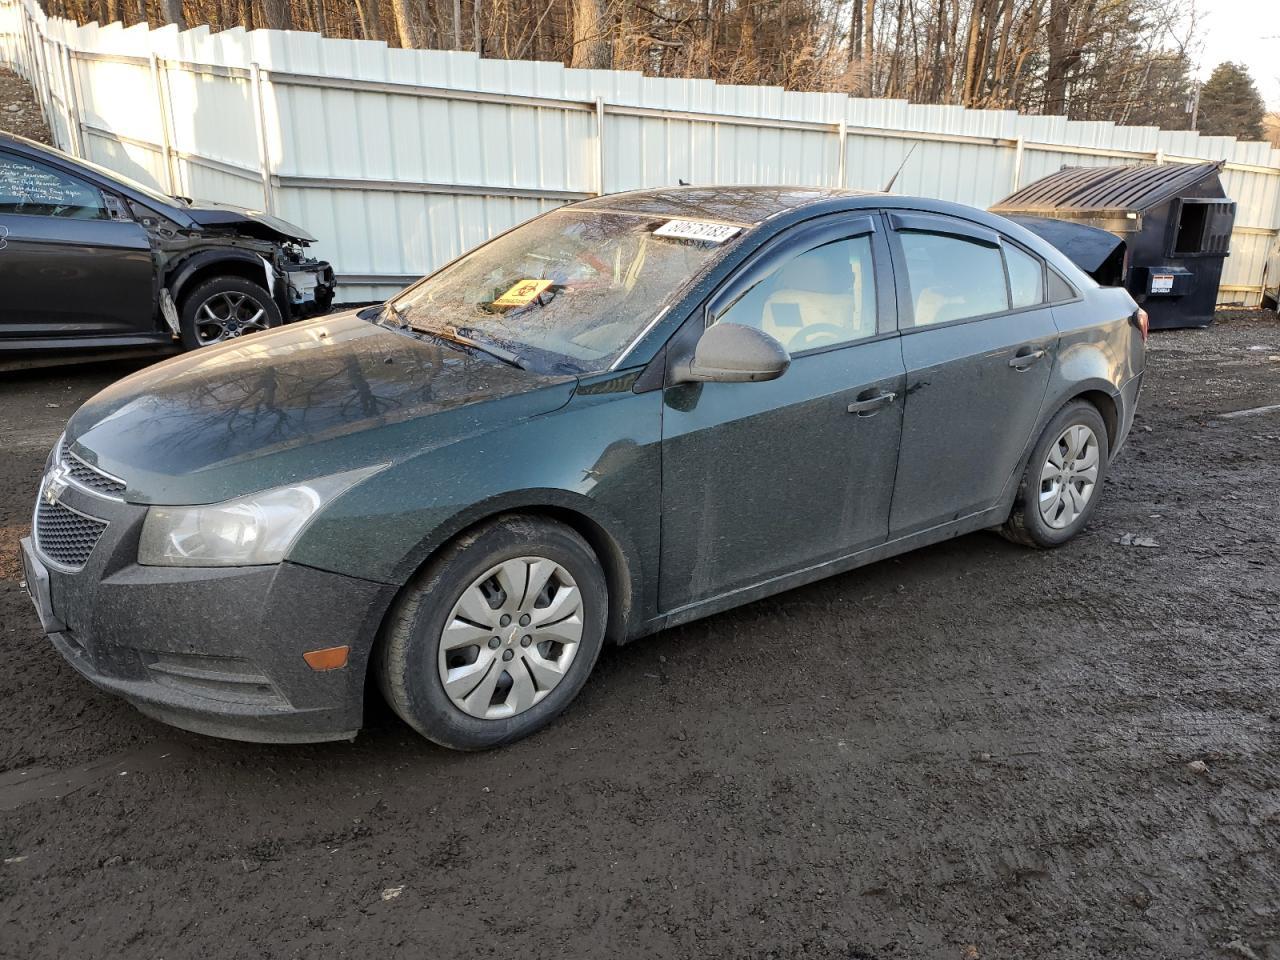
[407,320,525,370]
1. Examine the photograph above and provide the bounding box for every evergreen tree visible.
[1197,62,1266,140]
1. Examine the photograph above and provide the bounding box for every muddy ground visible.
[0,312,1278,960]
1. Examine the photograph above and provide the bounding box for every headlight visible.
[138,466,381,567]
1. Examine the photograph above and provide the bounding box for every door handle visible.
[1008,347,1046,371]
[847,391,897,416]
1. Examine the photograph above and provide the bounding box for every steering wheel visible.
[790,323,846,349]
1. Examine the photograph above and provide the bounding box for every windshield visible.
[390,208,738,372]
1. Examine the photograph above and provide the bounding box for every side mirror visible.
[671,322,791,384]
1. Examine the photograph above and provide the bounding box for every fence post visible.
[250,62,276,214]
[149,53,178,194]
[59,41,84,157]
[836,116,847,188]
[594,97,606,196]
[1011,136,1025,192]
[31,15,52,135]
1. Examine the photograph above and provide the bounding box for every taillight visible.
[1132,307,1149,344]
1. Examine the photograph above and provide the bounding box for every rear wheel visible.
[179,276,281,350]
[378,516,607,750]
[1001,400,1109,548]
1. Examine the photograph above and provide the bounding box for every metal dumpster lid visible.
[991,161,1224,218]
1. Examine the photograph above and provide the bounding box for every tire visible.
[1001,400,1110,549]
[377,515,608,750]
[179,276,282,350]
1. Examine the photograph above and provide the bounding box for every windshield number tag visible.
[653,220,741,244]
[493,279,553,308]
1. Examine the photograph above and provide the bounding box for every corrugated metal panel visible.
[992,162,1224,215]
[3,0,1279,306]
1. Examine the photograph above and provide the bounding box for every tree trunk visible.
[570,0,611,70]
[472,0,482,54]
[389,0,428,48]
[861,0,874,93]
[848,0,862,64]
[1044,0,1070,115]
[159,0,185,28]
[355,0,383,41]
[261,0,293,30]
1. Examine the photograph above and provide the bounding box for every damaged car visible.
[0,131,334,360]
[21,187,1145,751]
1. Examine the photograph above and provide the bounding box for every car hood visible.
[64,311,577,505]
[183,200,317,244]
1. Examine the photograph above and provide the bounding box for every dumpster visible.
[991,161,1235,329]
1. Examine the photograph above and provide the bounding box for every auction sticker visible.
[493,279,553,307]
[1151,273,1174,294]
[653,219,741,244]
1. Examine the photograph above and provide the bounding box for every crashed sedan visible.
[0,131,333,359]
[21,187,1146,750]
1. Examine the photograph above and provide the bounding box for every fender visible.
[165,247,276,305]
[995,371,1122,518]
[388,487,646,643]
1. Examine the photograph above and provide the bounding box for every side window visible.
[899,231,1009,325]
[1047,268,1077,302]
[0,152,108,219]
[1005,244,1045,308]
[713,235,878,352]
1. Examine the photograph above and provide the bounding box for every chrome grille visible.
[58,437,126,497]
[35,500,108,570]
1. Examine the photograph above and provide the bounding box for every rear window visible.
[1005,244,1045,308]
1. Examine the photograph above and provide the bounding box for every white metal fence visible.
[4,0,1279,305]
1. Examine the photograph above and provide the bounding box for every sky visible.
[1196,0,1280,111]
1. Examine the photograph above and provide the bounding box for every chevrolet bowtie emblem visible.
[43,462,72,505]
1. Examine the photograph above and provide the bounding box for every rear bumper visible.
[1111,370,1144,459]
[21,510,396,744]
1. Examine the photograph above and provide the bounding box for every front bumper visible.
[20,480,395,744]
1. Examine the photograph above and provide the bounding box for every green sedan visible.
[21,187,1146,749]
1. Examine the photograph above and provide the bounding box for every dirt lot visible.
[0,312,1278,960]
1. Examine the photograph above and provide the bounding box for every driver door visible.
[658,214,906,612]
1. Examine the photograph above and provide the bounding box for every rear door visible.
[0,148,155,341]
[885,212,1059,536]
[659,213,906,611]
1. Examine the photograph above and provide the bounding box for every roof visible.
[991,161,1224,217]
[573,186,876,225]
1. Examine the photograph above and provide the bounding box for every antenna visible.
[882,143,919,193]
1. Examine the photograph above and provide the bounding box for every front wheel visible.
[1001,400,1110,548]
[179,276,281,349]
[377,516,608,750]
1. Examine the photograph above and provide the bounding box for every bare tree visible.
[570,0,611,69]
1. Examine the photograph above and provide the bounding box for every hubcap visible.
[1038,423,1099,530]
[193,291,269,346]
[437,557,583,720]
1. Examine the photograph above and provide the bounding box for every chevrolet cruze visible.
[20,187,1146,750]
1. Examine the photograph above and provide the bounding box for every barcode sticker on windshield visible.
[493,279,553,307]
[653,219,741,244]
